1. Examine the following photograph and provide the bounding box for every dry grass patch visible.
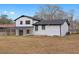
[0,34,78,53]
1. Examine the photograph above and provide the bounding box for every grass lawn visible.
[0,34,79,54]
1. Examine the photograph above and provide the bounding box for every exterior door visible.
[19,30,23,35]
[27,29,30,34]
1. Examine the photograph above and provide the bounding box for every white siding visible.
[16,17,33,27]
[61,22,69,36]
[15,17,39,36]
[33,25,60,36]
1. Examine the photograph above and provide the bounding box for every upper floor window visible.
[42,25,45,30]
[26,20,30,24]
[20,21,23,25]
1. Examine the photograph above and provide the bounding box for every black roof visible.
[33,19,70,25]
[14,15,40,21]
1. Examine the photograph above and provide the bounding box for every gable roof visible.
[33,19,70,25]
[14,15,40,21]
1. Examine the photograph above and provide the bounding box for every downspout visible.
[60,25,61,37]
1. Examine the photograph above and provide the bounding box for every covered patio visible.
[16,27,33,36]
[0,24,16,36]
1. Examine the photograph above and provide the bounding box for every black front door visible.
[27,29,30,34]
[19,30,23,36]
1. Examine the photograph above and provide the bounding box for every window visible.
[26,20,30,24]
[20,21,23,24]
[42,25,45,30]
[35,25,38,31]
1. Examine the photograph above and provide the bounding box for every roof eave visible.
[14,15,40,21]
[33,24,61,25]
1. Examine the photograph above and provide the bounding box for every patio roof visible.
[0,24,16,28]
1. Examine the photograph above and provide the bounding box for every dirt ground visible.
[0,34,79,54]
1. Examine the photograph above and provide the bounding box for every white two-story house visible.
[15,15,70,36]
[15,15,39,36]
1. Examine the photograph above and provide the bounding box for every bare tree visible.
[67,9,77,33]
[67,9,75,22]
[34,4,67,20]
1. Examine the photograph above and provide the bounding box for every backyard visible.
[0,34,79,53]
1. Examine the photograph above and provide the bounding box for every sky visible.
[0,4,79,20]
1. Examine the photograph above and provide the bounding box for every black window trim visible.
[20,21,23,25]
[25,20,30,24]
[42,25,45,30]
[35,25,38,31]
